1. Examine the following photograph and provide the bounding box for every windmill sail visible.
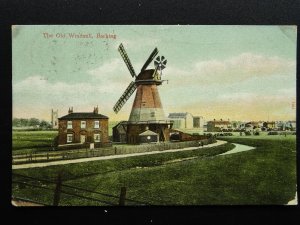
[118,43,137,78]
[113,81,137,113]
[140,47,158,72]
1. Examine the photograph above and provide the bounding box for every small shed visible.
[112,121,128,143]
[139,130,159,144]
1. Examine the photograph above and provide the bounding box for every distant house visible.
[243,121,264,131]
[168,112,194,129]
[207,119,232,132]
[263,121,276,129]
[275,121,286,130]
[285,121,296,131]
[58,106,109,148]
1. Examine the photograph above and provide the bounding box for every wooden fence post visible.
[119,187,127,206]
[53,171,63,206]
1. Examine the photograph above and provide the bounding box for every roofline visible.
[58,117,109,120]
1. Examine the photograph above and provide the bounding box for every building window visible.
[94,133,100,142]
[67,134,73,143]
[94,120,100,129]
[67,121,72,129]
[81,121,86,129]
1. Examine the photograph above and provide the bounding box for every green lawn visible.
[12,135,296,205]
[12,131,58,154]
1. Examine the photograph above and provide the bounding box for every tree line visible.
[13,118,52,128]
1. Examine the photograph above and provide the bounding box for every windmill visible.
[113,43,172,144]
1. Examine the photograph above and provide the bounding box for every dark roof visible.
[207,120,230,125]
[168,113,192,118]
[59,112,108,120]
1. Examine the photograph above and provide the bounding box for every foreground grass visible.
[12,137,296,205]
[12,143,234,205]
[12,131,58,154]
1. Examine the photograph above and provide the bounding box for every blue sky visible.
[12,25,296,122]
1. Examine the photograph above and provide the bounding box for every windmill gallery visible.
[57,43,209,148]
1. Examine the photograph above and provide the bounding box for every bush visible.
[268,131,279,135]
[244,131,251,136]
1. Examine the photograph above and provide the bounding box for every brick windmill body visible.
[113,44,172,144]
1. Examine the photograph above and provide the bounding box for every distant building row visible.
[206,119,296,132]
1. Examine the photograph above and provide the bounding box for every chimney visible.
[93,106,99,114]
[68,107,73,114]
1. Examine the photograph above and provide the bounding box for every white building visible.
[168,112,194,129]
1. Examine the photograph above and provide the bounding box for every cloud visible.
[13,52,296,122]
[168,53,295,87]
[13,75,137,120]
[87,58,133,85]
[169,90,296,121]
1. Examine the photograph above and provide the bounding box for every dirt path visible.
[218,143,255,156]
[12,140,227,170]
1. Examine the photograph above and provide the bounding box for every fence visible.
[13,138,216,165]
[12,173,151,206]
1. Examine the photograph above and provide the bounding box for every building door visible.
[80,135,86,143]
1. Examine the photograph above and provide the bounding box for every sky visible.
[12,25,297,122]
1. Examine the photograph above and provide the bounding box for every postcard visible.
[12,25,297,206]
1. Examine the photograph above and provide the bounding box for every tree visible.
[19,118,29,127]
[12,118,21,127]
[40,120,51,129]
[28,118,40,127]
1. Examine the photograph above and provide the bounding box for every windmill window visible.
[67,121,72,129]
[151,112,155,117]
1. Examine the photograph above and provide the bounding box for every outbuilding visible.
[139,129,159,144]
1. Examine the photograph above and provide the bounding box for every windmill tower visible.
[113,43,172,144]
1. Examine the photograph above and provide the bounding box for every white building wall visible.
[185,113,194,129]
[171,119,184,129]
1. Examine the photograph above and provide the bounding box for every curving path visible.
[12,140,227,170]
[218,143,255,156]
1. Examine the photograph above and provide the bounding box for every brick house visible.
[207,119,232,132]
[58,106,109,148]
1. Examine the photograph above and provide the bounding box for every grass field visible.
[12,131,58,154]
[12,135,296,206]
